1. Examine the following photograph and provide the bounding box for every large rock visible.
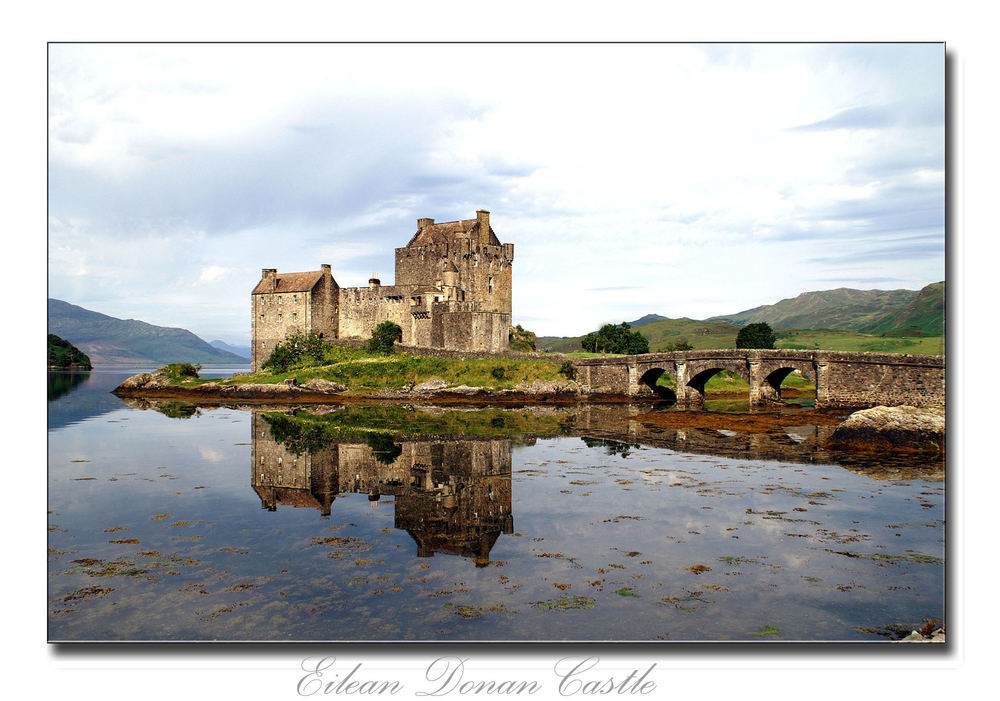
[412,378,449,393]
[302,378,347,393]
[898,627,946,643]
[115,372,154,390]
[825,405,945,453]
[514,380,584,396]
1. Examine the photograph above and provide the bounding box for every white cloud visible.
[48,43,944,338]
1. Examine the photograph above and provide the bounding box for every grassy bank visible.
[167,346,565,393]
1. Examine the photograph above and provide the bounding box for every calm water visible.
[48,368,945,642]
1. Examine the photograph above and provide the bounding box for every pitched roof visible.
[406,219,500,248]
[251,270,324,295]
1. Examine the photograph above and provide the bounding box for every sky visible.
[47,43,945,344]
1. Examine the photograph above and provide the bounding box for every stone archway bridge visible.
[570,349,944,409]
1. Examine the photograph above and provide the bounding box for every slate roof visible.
[251,270,324,295]
[405,219,500,247]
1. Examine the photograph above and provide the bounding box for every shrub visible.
[508,324,537,352]
[366,321,403,355]
[663,338,693,351]
[735,322,776,349]
[491,366,506,380]
[558,360,576,379]
[161,363,200,380]
[263,332,329,372]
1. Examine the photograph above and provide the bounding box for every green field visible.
[541,316,943,356]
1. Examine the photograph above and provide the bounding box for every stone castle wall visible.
[252,213,515,370]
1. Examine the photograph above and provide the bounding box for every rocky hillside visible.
[48,299,248,365]
[708,282,943,334]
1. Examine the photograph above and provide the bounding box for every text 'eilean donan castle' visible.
[251,210,513,370]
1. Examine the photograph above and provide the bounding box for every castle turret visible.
[368,272,381,289]
[476,210,490,247]
[442,260,459,288]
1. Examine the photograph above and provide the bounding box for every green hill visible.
[860,282,945,336]
[48,333,92,369]
[539,318,743,353]
[708,287,923,331]
[48,298,248,365]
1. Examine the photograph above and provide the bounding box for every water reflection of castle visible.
[250,412,514,563]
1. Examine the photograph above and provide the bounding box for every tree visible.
[735,322,776,349]
[581,322,649,355]
[367,321,403,354]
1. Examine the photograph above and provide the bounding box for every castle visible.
[251,210,514,371]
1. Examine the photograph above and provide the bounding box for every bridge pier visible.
[748,360,785,408]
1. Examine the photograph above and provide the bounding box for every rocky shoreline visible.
[111,369,614,405]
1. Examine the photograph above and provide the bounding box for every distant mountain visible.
[626,314,669,327]
[708,284,943,333]
[210,339,251,360]
[48,299,248,365]
[536,283,944,354]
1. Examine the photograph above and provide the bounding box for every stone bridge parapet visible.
[571,349,944,409]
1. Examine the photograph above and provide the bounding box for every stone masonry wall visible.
[571,349,945,409]
[815,351,945,409]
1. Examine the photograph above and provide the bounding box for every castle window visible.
[292,313,297,321]
[278,313,282,322]
[489,277,494,293]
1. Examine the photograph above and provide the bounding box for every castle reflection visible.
[250,411,514,563]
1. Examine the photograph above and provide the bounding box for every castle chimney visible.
[476,209,490,246]
[262,268,277,293]
[321,264,331,275]
[368,272,381,288]
[417,217,434,230]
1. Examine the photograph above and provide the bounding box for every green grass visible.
[775,328,944,355]
[181,345,564,392]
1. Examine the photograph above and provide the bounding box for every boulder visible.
[116,372,153,391]
[412,378,449,393]
[898,627,946,643]
[444,385,485,396]
[515,380,584,396]
[302,378,348,393]
[825,406,944,453]
[233,383,301,395]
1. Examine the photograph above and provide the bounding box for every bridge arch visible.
[678,359,751,409]
[637,367,677,402]
[752,358,817,407]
